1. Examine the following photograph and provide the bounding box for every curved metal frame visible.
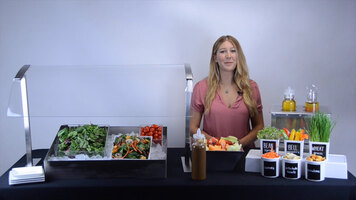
[15,65,33,166]
[184,64,193,164]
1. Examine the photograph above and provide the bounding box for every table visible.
[1,149,355,200]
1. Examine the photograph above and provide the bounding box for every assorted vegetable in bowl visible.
[283,153,301,160]
[112,134,151,159]
[306,154,326,162]
[261,149,280,159]
[283,128,309,141]
[205,136,242,151]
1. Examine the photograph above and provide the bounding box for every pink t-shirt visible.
[191,78,263,141]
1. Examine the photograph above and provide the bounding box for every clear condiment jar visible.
[305,84,319,112]
[282,86,296,112]
[191,128,206,181]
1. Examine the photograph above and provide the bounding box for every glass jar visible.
[282,87,296,112]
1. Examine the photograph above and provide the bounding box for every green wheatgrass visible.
[308,112,335,142]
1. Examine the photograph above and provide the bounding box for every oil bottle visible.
[305,84,319,112]
[282,86,296,112]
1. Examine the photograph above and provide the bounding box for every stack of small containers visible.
[260,136,329,181]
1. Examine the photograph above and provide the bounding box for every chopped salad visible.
[112,134,151,159]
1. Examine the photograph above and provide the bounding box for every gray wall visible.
[1,0,355,176]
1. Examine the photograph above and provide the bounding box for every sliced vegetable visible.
[299,129,309,140]
[227,143,242,151]
[283,153,301,160]
[289,129,296,140]
[284,128,308,141]
[205,136,242,151]
[112,134,151,159]
[221,136,238,144]
[283,128,290,137]
[209,145,224,151]
[281,129,289,140]
[262,149,280,159]
[295,130,300,141]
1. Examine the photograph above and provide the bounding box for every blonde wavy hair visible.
[205,35,258,117]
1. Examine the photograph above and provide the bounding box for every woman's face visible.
[214,40,237,72]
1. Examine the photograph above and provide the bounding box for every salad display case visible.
[7,64,193,180]
[44,125,168,180]
[270,105,331,131]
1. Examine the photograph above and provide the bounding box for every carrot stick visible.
[120,144,131,159]
[136,144,143,154]
[122,150,132,159]
[134,141,141,152]
[131,143,137,152]
[262,149,279,158]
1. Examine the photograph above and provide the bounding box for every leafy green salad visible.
[257,126,284,140]
[57,124,107,156]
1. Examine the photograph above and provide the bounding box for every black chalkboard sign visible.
[311,143,327,158]
[286,141,302,156]
[284,162,298,179]
[307,163,321,180]
[262,140,278,154]
[263,161,277,177]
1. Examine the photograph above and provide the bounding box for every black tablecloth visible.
[0,148,355,200]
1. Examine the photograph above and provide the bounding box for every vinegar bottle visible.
[192,128,206,180]
[282,86,296,111]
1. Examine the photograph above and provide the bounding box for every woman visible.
[190,35,264,148]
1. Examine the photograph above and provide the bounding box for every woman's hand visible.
[239,111,264,148]
[190,109,213,139]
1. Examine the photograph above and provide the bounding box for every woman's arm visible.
[239,111,264,147]
[190,109,213,139]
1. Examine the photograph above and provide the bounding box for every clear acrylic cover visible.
[7,64,191,148]
[8,65,186,118]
